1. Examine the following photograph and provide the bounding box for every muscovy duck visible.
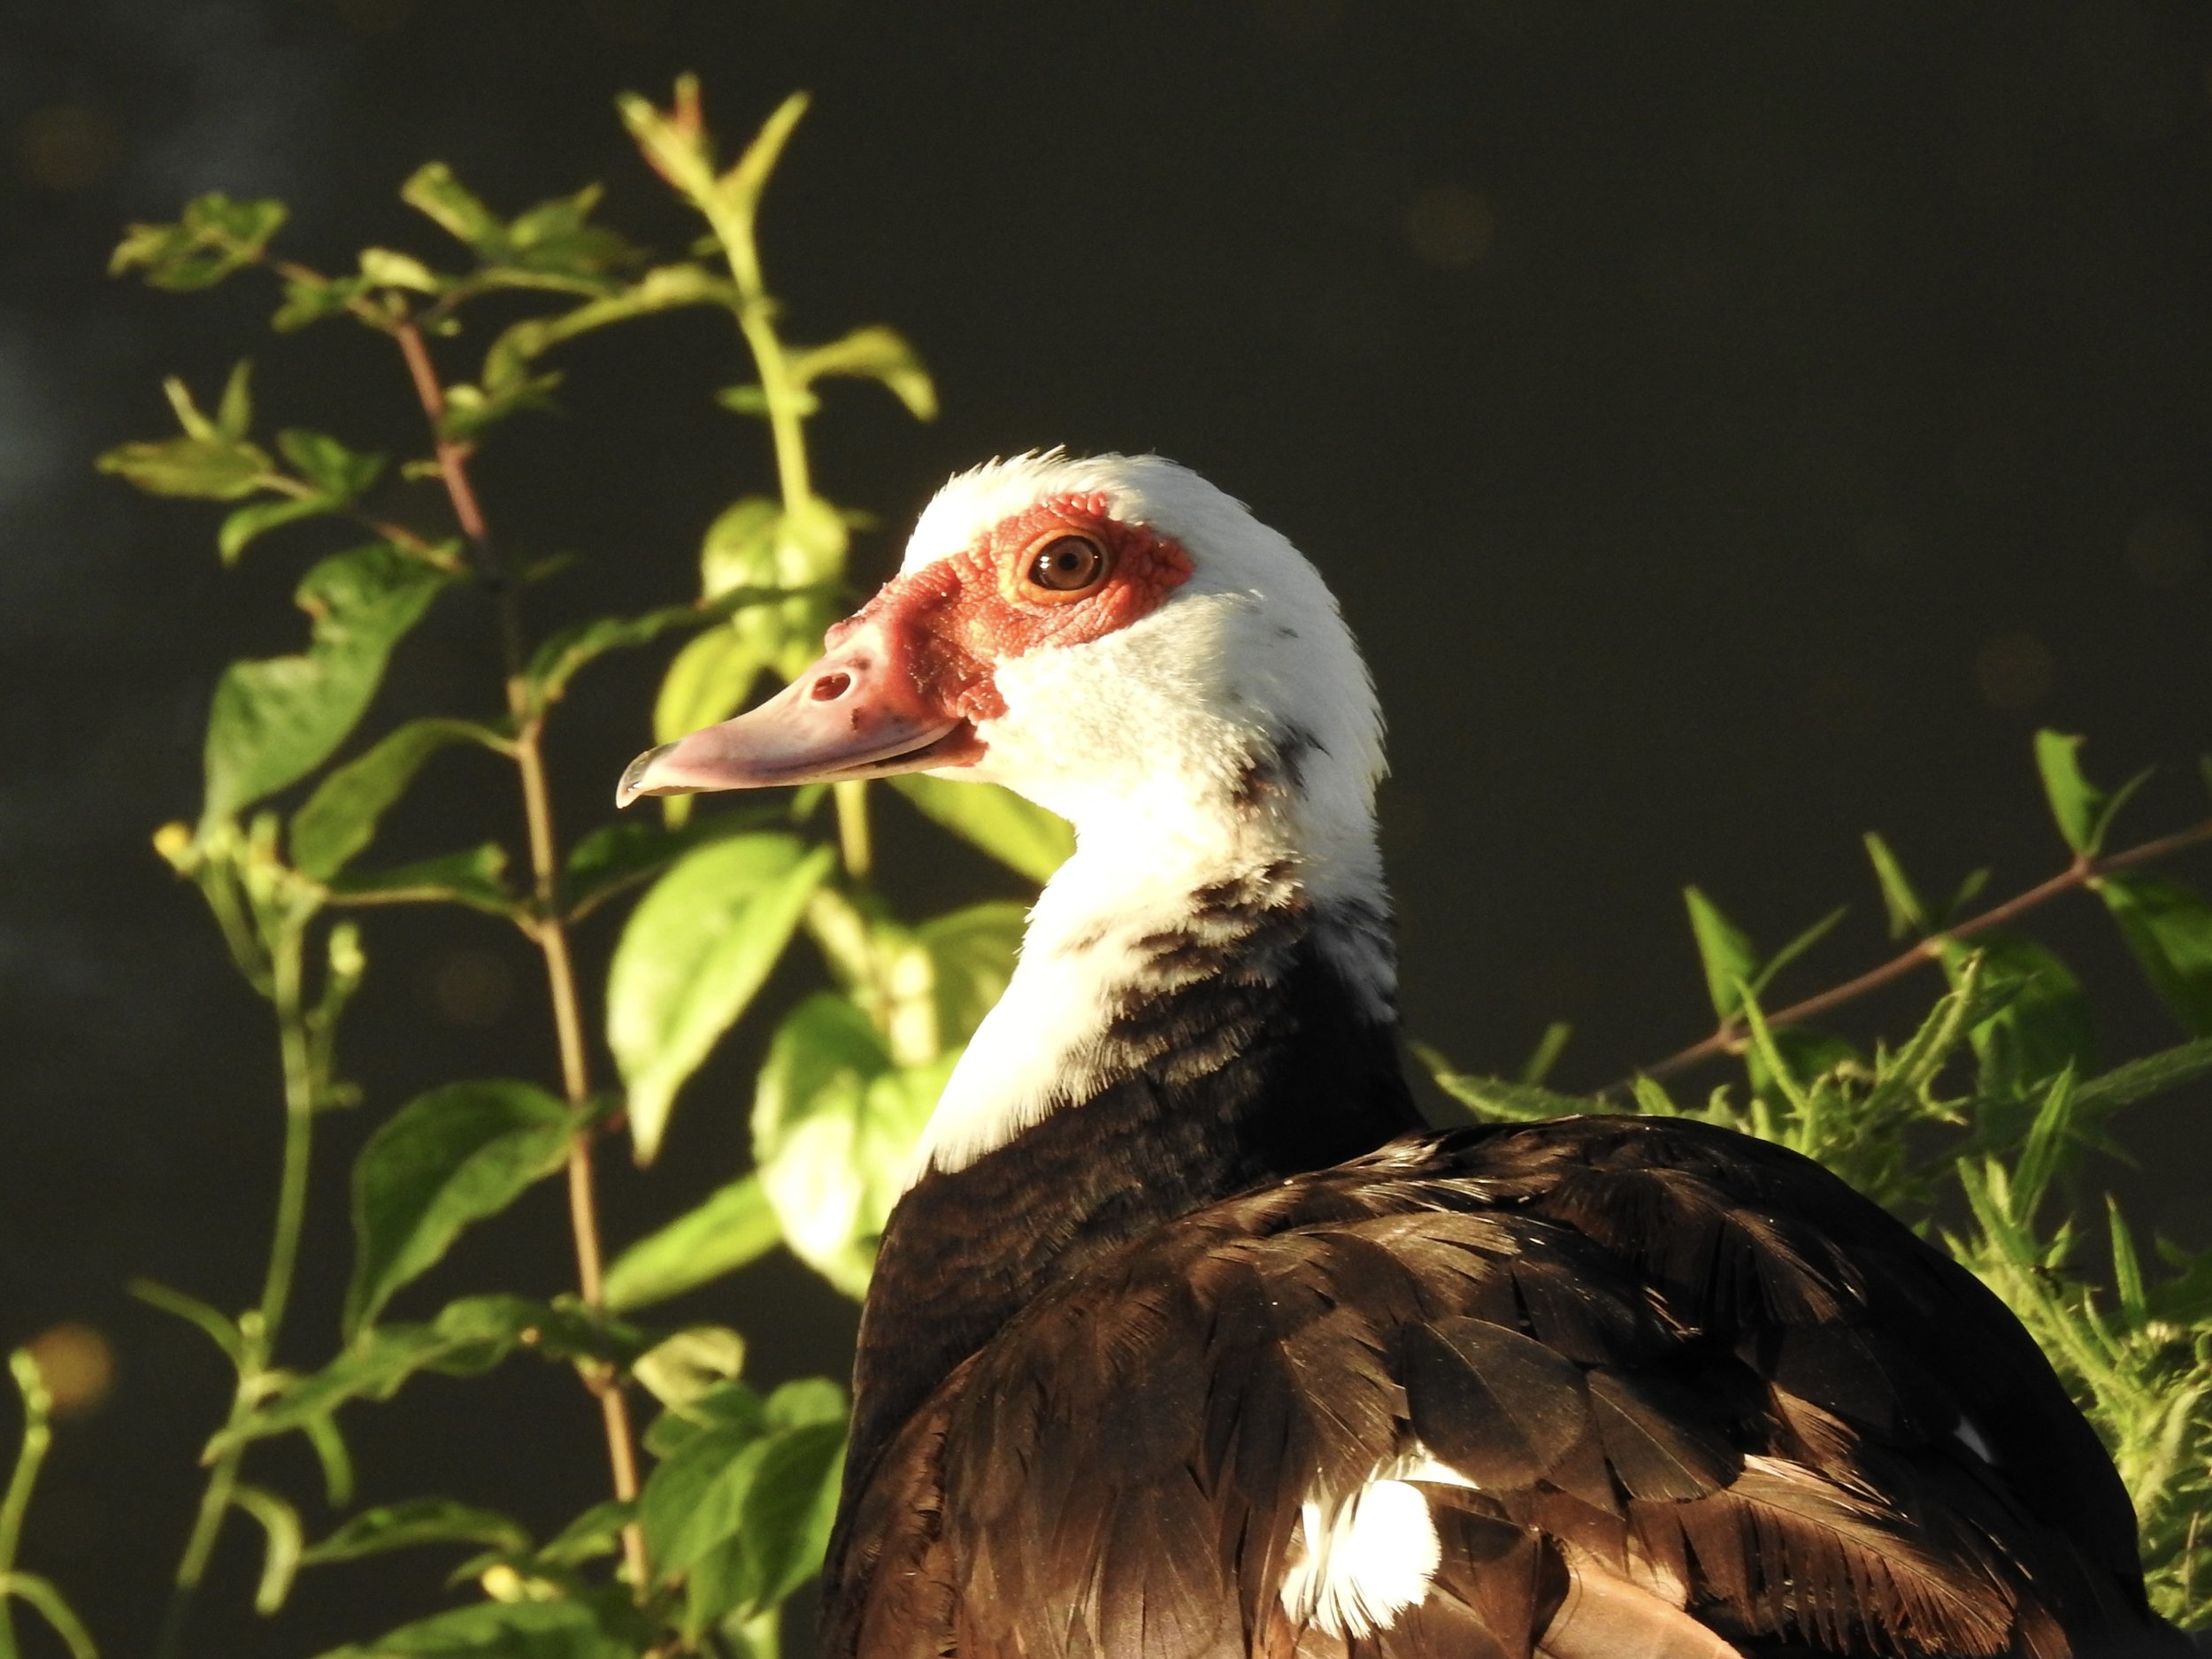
[619,453,2181,1659]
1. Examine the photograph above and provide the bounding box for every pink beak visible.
[616,616,964,807]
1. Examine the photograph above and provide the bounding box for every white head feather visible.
[903,452,1396,1178]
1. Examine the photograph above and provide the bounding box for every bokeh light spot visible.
[27,1325,114,1420]
[2123,508,2203,590]
[1404,184,1496,269]
[1974,630,2055,711]
[14,105,122,192]
[423,948,517,1028]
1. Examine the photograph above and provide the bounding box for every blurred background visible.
[4,0,2210,1650]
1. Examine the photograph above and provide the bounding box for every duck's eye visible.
[1025,534,1109,597]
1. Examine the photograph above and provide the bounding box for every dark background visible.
[4,0,2210,1652]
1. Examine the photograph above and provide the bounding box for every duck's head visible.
[619,451,1384,893]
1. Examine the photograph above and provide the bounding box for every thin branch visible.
[1619,816,2212,1093]
[392,316,650,1594]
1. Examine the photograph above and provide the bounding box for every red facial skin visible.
[836,492,1194,747]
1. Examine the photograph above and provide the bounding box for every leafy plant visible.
[65,66,2212,1659]
[1425,733,2212,1624]
[100,78,1067,1659]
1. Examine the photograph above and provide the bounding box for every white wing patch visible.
[1279,1453,1471,1638]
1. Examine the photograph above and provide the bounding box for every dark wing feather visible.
[823,1116,2177,1659]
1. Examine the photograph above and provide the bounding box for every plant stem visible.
[157,918,315,1659]
[394,319,649,1594]
[1624,816,2212,1091]
[0,1354,54,1659]
[693,179,879,883]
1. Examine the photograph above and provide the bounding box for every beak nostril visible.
[812,671,852,702]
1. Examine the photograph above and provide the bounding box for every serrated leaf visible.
[1684,887,1758,1020]
[1409,1041,1594,1122]
[313,1598,629,1659]
[293,718,504,880]
[128,1277,243,1365]
[232,1482,304,1612]
[202,542,456,823]
[889,775,1073,884]
[1517,1020,1573,1087]
[303,1497,532,1566]
[788,325,937,421]
[110,192,286,290]
[1943,936,2096,1098]
[753,994,948,1296]
[2097,873,2212,1035]
[563,803,782,922]
[328,843,517,915]
[604,1175,780,1314]
[345,1080,572,1333]
[2072,1035,2212,1119]
[608,834,834,1162]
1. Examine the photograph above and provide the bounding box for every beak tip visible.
[615,744,673,810]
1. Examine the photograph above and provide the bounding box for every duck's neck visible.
[842,828,1418,1511]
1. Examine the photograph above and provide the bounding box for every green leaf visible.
[401,161,503,250]
[0,1571,98,1659]
[1410,1041,1597,1123]
[232,1482,304,1613]
[127,1277,242,1365]
[633,1327,747,1412]
[916,902,1028,1048]
[303,1498,532,1566]
[607,834,834,1163]
[345,1080,572,1333]
[1517,1021,1573,1087]
[788,325,937,421]
[1750,905,1847,997]
[680,1421,844,1634]
[604,1175,780,1313]
[2107,1198,2148,1325]
[644,1379,767,1460]
[358,246,442,293]
[653,624,769,749]
[526,601,726,710]
[889,775,1074,884]
[1683,887,1758,1020]
[718,92,810,219]
[2034,730,2117,856]
[293,718,505,880]
[215,358,254,439]
[304,1412,356,1507]
[278,428,386,500]
[2096,874,2212,1036]
[480,263,731,391]
[533,1499,634,1569]
[217,1296,633,1454]
[2072,1035,2212,1119]
[753,995,948,1296]
[98,432,271,500]
[314,1598,630,1659]
[1944,936,2096,1097]
[203,542,456,823]
[273,270,374,332]
[218,495,335,563]
[1863,833,1928,937]
[328,843,517,915]
[562,803,782,923]
[110,192,286,289]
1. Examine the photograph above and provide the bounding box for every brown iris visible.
[1022,533,1110,600]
